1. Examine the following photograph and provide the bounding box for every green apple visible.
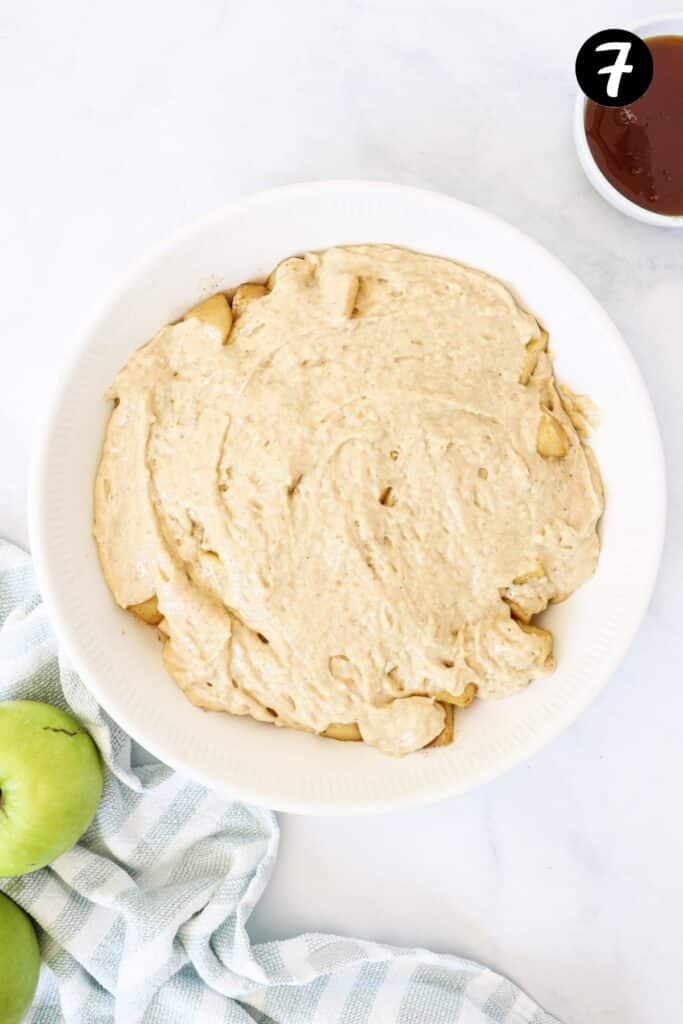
[0,892,40,1023]
[0,701,103,877]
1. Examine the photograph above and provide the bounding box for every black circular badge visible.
[575,28,653,107]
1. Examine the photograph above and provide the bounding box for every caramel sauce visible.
[585,35,683,216]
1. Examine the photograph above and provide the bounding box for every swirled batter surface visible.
[94,245,603,756]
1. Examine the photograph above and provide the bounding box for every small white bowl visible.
[574,12,683,227]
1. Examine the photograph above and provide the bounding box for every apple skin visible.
[0,701,103,877]
[0,892,40,1023]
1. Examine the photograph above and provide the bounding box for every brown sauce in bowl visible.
[585,35,683,216]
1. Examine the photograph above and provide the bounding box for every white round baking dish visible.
[29,181,665,813]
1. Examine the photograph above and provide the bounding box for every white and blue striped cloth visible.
[0,540,561,1024]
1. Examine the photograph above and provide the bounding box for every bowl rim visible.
[573,11,683,227]
[28,180,667,814]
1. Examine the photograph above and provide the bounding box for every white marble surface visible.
[1,1,681,1020]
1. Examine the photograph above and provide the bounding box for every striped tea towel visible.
[0,540,561,1024]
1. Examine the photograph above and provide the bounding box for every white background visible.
[1,2,682,1021]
